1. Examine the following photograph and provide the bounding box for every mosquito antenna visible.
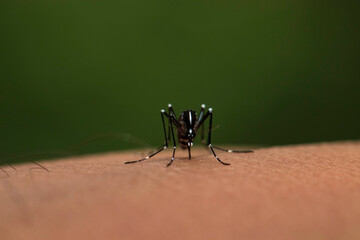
[211,125,220,131]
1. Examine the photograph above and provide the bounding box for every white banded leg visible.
[209,144,230,165]
[212,146,253,153]
[166,113,177,167]
[125,109,169,164]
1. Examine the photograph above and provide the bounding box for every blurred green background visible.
[1,1,359,163]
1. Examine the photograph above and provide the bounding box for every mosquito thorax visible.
[180,110,197,129]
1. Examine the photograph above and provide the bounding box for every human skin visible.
[1,141,360,240]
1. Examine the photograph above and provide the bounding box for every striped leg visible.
[212,146,253,153]
[199,104,206,144]
[124,109,168,164]
[166,114,177,167]
[167,103,177,142]
[197,108,253,166]
[206,109,230,165]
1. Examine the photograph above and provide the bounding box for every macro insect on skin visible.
[125,104,253,167]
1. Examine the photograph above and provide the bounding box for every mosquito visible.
[125,104,253,167]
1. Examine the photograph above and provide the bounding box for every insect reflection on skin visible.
[125,104,253,167]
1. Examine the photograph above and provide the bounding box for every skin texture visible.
[1,141,360,240]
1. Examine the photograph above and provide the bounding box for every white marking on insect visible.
[168,103,172,108]
[228,150,233,153]
[201,104,205,108]
[209,108,213,112]
[189,110,192,125]
[146,156,149,159]
[161,109,165,113]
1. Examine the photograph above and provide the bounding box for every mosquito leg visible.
[196,106,253,155]
[124,109,169,164]
[188,146,191,159]
[209,144,230,165]
[167,103,176,142]
[206,110,253,163]
[205,108,231,165]
[168,104,177,119]
[198,104,206,144]
[212,146,253,153]
[166,114,177,167]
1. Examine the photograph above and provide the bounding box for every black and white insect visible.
[125,104,253,167]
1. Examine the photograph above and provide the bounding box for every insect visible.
[125,104,253,167]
